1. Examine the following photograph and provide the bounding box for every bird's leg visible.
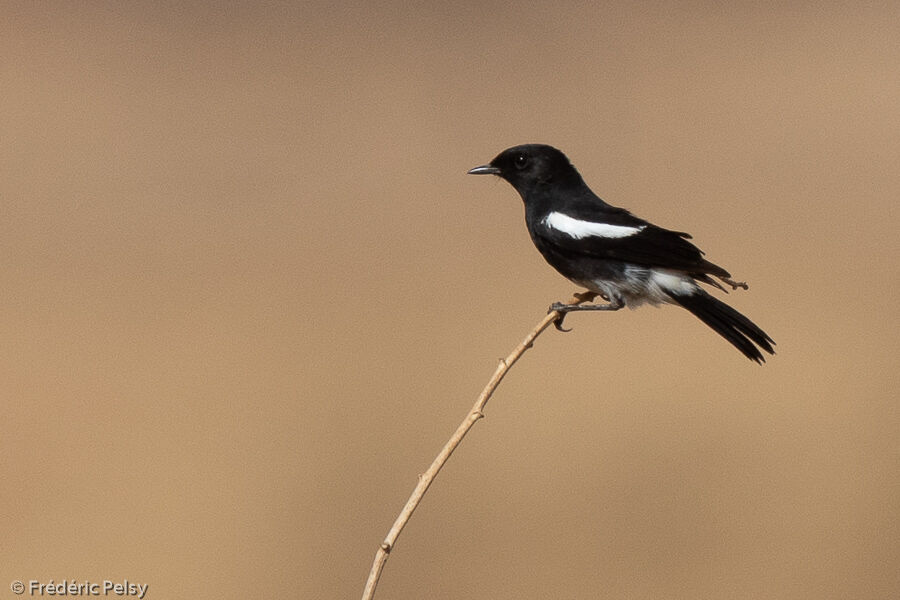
[549,298,624,313]
[549,295,624,332]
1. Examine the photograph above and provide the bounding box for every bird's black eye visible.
[514,153,529,169]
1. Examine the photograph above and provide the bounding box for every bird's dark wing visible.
[534,203,731,277]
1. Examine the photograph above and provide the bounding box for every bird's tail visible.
[666,290,775,364]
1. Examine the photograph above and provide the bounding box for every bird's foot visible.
[547,302,570,331]
[720,276,749,291]
[548,295,623,332]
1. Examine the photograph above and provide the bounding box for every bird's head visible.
[467,144,581,195]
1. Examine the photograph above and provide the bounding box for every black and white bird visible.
[468,144,775,363]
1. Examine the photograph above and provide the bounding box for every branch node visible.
[380,542,392,553]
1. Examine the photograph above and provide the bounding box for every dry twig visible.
[360,292,597,600]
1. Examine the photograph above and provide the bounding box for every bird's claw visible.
[549,302,573,332]
[553,317,572,332]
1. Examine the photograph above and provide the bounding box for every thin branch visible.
[360,292,597,600]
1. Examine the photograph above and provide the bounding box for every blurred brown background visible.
[2,2,898,599]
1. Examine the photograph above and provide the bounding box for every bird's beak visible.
[467,164,501,175]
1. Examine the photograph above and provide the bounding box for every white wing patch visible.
[544,211,645,239]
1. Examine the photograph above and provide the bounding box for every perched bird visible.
[468,144,775,363]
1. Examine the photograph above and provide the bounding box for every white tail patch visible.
[649,269,699,296]
[544,211,645,239]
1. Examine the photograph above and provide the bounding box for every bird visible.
[468,144,775,363]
